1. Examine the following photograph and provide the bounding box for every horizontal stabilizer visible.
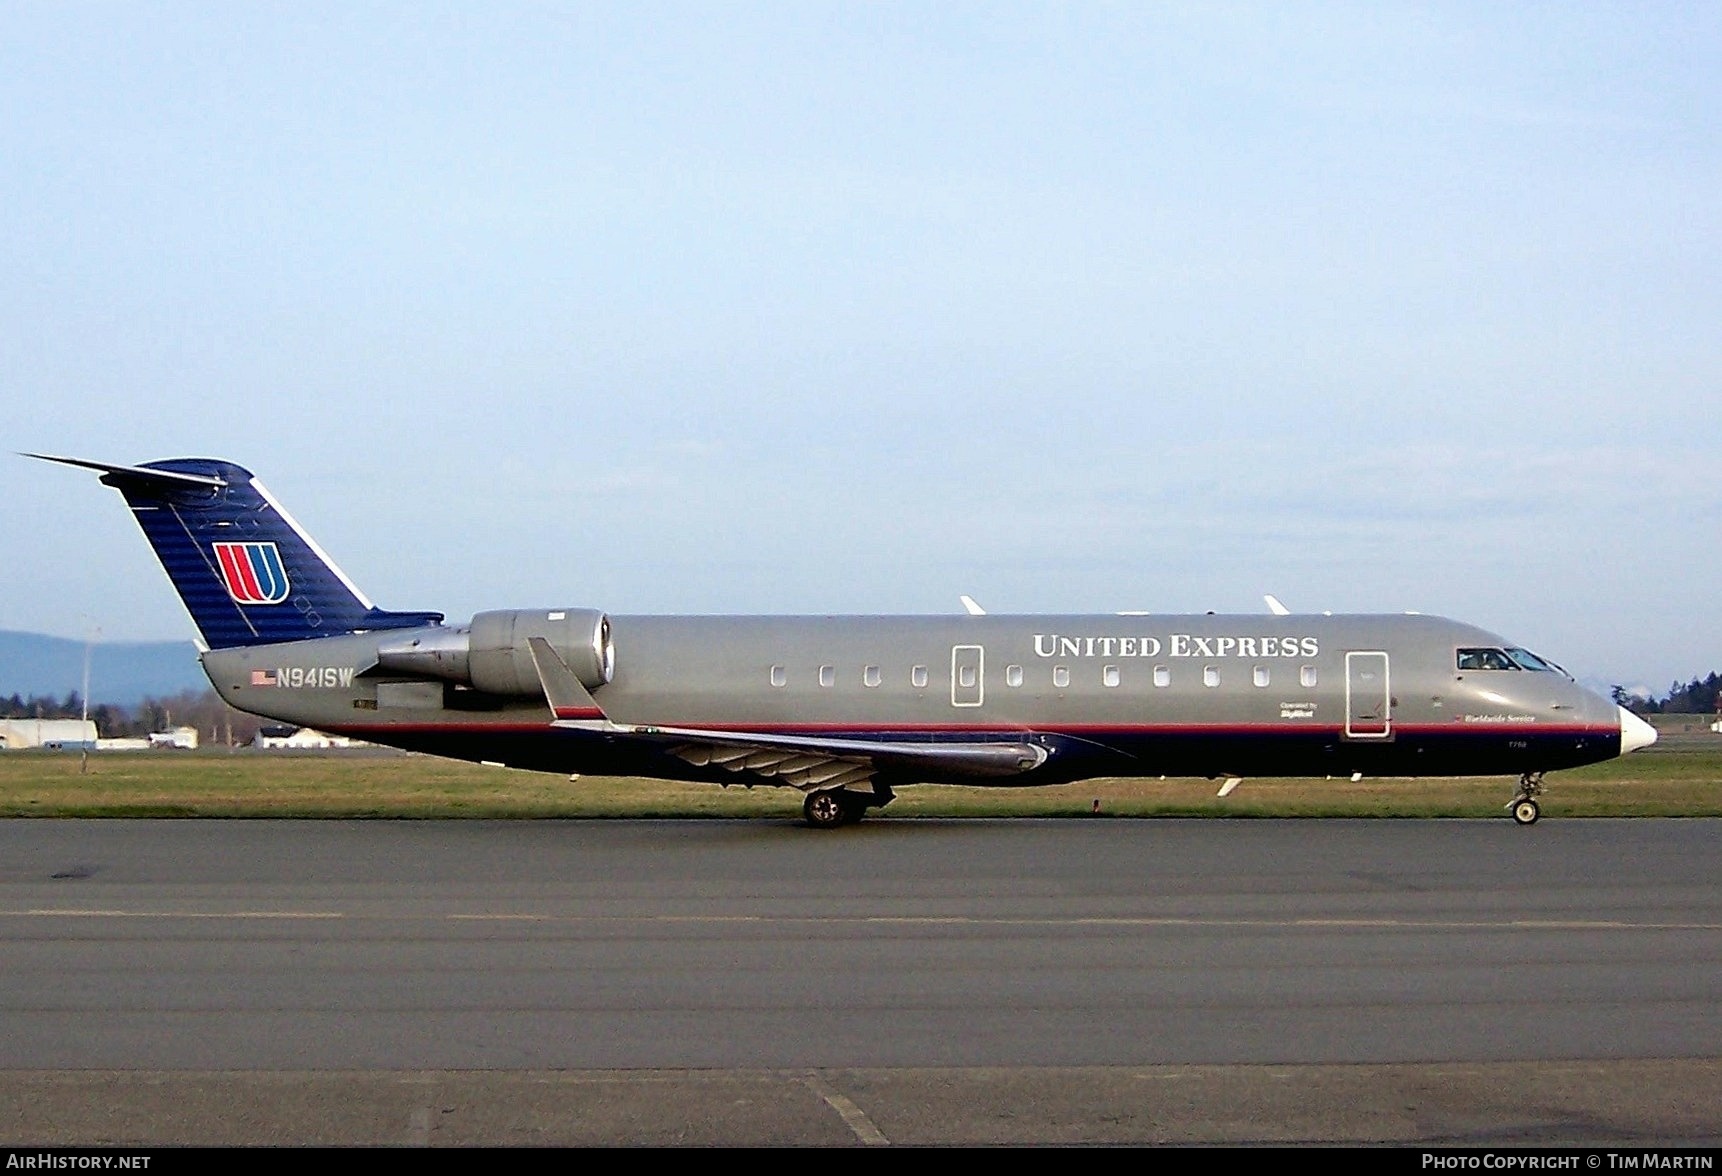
[24,453,226,489]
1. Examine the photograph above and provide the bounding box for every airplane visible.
[33,454,1657,827]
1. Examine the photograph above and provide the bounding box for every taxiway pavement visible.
[3,818,1718,1144]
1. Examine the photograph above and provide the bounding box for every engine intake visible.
[375,608,613,696]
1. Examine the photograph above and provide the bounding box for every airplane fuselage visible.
[202,612,1626,786]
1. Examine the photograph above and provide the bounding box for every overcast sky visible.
[2,3,1717,691]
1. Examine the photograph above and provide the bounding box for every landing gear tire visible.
[1507,770,1546,827]
[804,790,857,829]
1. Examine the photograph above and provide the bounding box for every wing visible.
[527,636,1047,790]
[554,719,1048,791]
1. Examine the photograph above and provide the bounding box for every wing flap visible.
[554,719,1049,791]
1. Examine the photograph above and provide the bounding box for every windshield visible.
[1505,647,1570,677]
[1457,648,1517,671]
[1459,646,1571,676]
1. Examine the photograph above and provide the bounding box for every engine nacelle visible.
[375,608,613,696]
[469,608,613,695]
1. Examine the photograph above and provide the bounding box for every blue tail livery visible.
[28,455,441,649]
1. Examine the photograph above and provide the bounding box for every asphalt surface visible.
[2,817,1719,1145]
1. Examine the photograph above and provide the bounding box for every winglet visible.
[526,637,607,721]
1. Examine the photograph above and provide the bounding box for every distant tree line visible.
[0,689,268,744]
[1613,673,1722,715]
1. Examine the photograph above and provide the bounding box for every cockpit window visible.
[1505,647,1570,677]
[1457,648,1518,671]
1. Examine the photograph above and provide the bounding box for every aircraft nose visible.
[1618,707,1658,755]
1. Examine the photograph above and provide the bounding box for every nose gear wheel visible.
[1508,772,1545,825]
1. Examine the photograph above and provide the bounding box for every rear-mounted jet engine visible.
[375,609,613,695]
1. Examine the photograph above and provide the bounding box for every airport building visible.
[0,719,99,749]
[252,725,362,750]
[2,721,206,751]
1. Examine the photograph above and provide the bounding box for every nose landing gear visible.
[1508,772,1545,825]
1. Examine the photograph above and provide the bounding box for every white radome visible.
[1618,707,1658,755]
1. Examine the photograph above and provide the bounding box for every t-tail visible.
[29,455,443,649]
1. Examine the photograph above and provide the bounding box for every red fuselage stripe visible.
[324,720,1618,739]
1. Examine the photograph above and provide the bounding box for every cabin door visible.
[1344,651,1391,739]
[950,644,984,708]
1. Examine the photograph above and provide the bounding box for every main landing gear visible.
[1508,772,1545,825]
[802,787,890,829]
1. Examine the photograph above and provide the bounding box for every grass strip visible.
[0,741,1717,819]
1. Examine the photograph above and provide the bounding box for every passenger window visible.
[863,665,881,688]
[1203,666,1220,688]
[1103,665,1120,688]
[911,665,928,689]
[1005,664,1023,688]
[818,665,835,688]
[1253,665,1269,688]
[769,665,787,688]
[1300,665,1318,688]
[1053,665,1070,688]
[958,665,977,689]
[1153,665,1170,688]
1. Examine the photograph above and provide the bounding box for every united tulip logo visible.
[213,542,291,605]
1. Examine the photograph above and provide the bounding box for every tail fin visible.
[31,455,442,649]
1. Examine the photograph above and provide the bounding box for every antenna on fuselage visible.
[1264,594,1290,616]
[959,595,986,616]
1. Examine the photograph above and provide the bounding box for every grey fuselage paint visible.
[202,612,1624,786]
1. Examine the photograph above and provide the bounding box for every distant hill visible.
[0,630,208,705]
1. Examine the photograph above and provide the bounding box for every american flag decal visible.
[250,669,278,686]
[213,542,291,605]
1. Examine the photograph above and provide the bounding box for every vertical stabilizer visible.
[31,455,442,649]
